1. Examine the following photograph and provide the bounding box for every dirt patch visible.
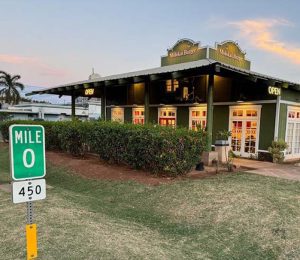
[46,151,223,185]
[47,151,177,185]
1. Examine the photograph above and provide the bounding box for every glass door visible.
[189,107,207,131]
[229,106,261,157]
[286,107,300,158]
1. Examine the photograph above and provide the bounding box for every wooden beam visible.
[133,76,145,83]
[105,80,117,86]
[172,71,184,79]
[118,78,131,85]
[247,75,258,83]
[149,74,163,81]
[93,82,102,87]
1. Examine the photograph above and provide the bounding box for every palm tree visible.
[0,71,25,105]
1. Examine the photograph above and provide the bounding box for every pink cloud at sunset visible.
[230,19,300,64]
[0,53,70,85]
[0,54,38,65]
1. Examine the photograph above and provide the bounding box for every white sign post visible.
[12,179,46,204]
[9,124,47,260]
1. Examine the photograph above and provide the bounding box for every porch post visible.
[206,73,214,151]
[274,94,281,140]
[71,92,76,120]
[144,80,150,124]
[101,86,106,120]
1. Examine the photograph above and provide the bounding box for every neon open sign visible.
[85,88,95,96]
[268,86,281,96]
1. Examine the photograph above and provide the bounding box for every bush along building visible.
[28,39,300,161]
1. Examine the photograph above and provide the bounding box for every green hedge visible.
[0,120,206,176]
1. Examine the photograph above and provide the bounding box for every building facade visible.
[29,39,300,160]
[0,103,100,121]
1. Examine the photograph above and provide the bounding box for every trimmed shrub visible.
[0,120,206,176]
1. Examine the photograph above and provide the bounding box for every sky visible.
[1,0,300,103]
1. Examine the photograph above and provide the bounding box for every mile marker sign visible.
[9,124,46,181]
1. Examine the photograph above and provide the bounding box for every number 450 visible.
[19,185,42,196]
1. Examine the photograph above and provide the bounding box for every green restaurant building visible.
[30,39,300,161]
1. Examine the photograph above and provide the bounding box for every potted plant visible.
[268,139,288,163]
[215,130,231,146]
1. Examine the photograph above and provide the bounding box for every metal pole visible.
[27,201,33,225]
[26,180,37,260]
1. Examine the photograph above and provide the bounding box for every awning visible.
[26,59,300,96]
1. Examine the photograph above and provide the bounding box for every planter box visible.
[215,140,229,146]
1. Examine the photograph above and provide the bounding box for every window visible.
[132,107,144,125]
[183,87,189,100]
[111,107,124,123]
[158,107,176,127]
[189,107,207,131]
[232,110,243,117]
[166,80,172,92]
[246,110,257,117]
[165,79,179,92]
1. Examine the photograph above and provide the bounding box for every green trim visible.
[281,88,300,102]
[149,107,158,124]
[106,107,111,121]
[177,107,189,127]
[278,103,288,140]
[212,106,229,144]
[258,104,276,150]
[124,107,132,123]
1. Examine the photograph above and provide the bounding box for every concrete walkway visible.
[235,158,300,181]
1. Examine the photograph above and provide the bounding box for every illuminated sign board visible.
[268,86,281,96]
[219,48,243,61]
[169,48,198,58]
[84,88,94,96]
[161,39,251,69]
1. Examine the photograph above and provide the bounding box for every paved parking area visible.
[235,158,300,181]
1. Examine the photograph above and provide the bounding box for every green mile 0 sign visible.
[9,125,46,181]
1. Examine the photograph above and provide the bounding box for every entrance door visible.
[229,106,261,157]
[285,107,300,158]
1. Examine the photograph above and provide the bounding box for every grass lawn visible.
[0,144,299,259]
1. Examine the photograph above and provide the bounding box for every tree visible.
[0,71,25,105]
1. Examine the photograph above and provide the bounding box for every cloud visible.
[230,18,300,64]
[0,54,69,77]
[0,54,38,65]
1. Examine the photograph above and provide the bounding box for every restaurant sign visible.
[209,41,251,70]
[161,39,206,66]
[268,86,281,96]
[161,39,251,70]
